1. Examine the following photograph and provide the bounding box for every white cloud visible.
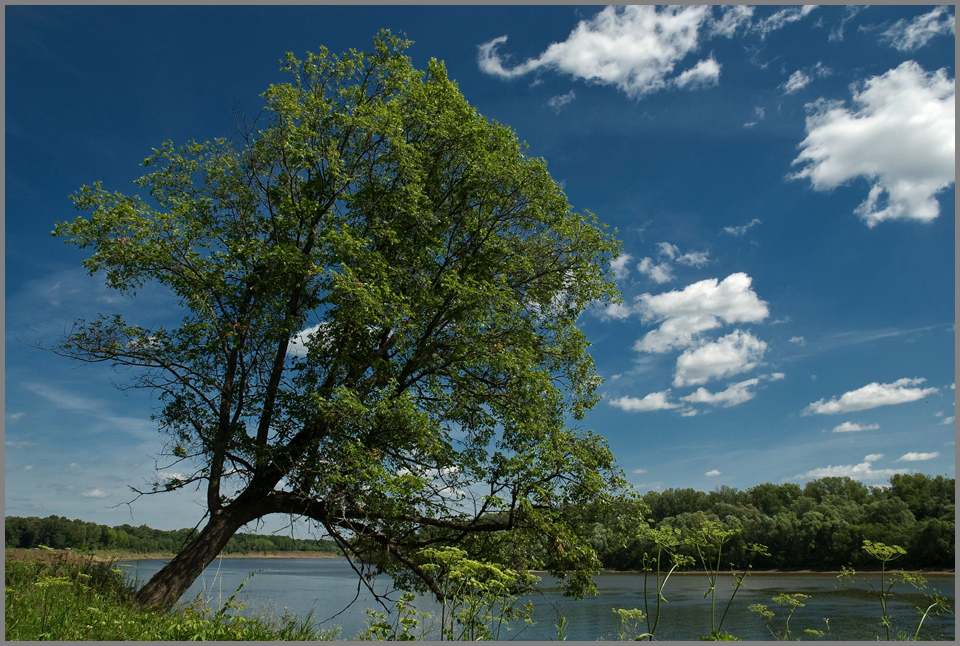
[831,421,880,433]
[789,336,806,345]
[602,302,635,320]
[783,70,812,94]
[708,5,754,38]
[791,61,955,227]
[880,7,955,52]
[805,377,938,415]
[611,253,633,281]
[632,468,648,474]
[634,273,769,353]
[633,243,709,285]
[637,257,675,284]
[288,322,330,358]
[477,5,715,99]
[673,329,767,387]
[547,89,577,113]
[942,416,955,425]
[674,57,721,90]
[755,5,817,37]
[5,440,36,448]
[24,465,34,471]
[829,6,866,42]
[682,377,760,407]
[677,251,710,267]
[657,242,680,259]
[723,218,761,236]
[864,453,884,462]
[609,390,679,412]
[80,488,110,498]
[7,412,25,422]
[793,460,908,481]
[769,372,785,381]
[898,451,939,462]
[705,469,721,477]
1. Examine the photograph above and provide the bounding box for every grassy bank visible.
[4,549,340,641]
[7,548,341,562]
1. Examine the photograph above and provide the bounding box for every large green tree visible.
[53,33,624,611]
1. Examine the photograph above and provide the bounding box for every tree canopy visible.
[53,32,624,610]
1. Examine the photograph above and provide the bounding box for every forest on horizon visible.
[6,472,953,571]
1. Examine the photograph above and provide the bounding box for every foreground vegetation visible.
[6,530,953,641]
[4,549,340,640]
[5,516,340,556]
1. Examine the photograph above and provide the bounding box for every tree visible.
[52,32,624,611]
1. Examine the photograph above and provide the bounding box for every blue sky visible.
[5,5,956,532]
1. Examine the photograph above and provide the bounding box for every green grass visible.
[4,550,340,640]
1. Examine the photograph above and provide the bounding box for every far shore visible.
[6,549,953,576]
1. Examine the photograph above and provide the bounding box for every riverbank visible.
[3,550,340,641]
[6,548,340,563]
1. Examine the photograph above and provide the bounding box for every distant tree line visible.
[586,473,954,571]
[4,515,340,556]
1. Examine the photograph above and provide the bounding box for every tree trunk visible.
[134,504,261,611]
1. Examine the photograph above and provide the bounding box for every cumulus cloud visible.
[634,274,768,354]
[674,57,721,90]
[942,416,955,425]
[789,336,806,345]
[611,253,633,281]
[477,5,715,99]
[864,453,884,462]
[547,90,577,113]
[723,218,761,236]
[880,7,955,52]
[673,329,767,387]
[898,451,939,462]
[831,421,880,433]
[634,242,709,286]
[805,377,939,415]
[637,257,675,284]
[80,488,110,498]
[682,377,760,407]
[609,390,679,412]
[705,469,721,477]
[791,61,955,227]
[793,459,908,481]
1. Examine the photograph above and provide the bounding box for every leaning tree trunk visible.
[134,503,263,611]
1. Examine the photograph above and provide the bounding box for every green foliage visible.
[839,540,954,640]
[4,551,339,640]
[358,591,433,640]
[52,30,625,606]
[417,546,538,641]
[598,475,954,572]
[749,593,812,640]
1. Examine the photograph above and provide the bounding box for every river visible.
[120,557,955,640]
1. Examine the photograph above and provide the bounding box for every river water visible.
[120,557,955,640]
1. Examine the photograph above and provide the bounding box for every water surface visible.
[121,557,955,640]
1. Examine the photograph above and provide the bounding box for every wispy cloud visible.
[879,7,955,52]
[79,488,110,498]
[792,456,909,481]
[547,90,576,113]
[723,218,761,236]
